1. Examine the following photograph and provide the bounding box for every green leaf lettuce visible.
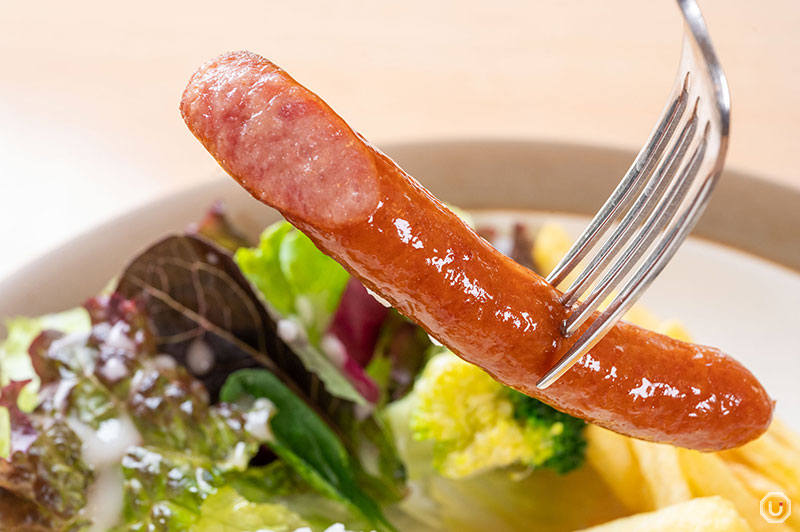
[222,369,394,531]
[0,307,90,412]
[194,485,309,532]
[235,221,350,344]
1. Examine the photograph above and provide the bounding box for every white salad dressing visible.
[186,337,215,376]
[68,414,141,531]
[244,398,275,442]
[103,321,137,352]
[277,318,303,343]
[290,525,365,532]
[320,334,347,367]
[82,467,125,532]
[67,414,141,469]
[98,356,128,382]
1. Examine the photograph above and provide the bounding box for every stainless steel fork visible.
[536,0,730,389]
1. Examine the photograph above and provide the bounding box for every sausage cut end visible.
[181,51,379,227]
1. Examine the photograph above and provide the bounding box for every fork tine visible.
[538,0,731,389]
[560,95,698,309]
[563,105,701,335]
[537,128,710,389]
[546,76,691,288]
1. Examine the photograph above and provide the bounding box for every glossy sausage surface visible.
[181,51,773,450]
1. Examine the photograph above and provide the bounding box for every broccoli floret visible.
[405,350,587,479]
[506,389,587,474]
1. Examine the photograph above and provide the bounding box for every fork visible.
[536,0,730,389]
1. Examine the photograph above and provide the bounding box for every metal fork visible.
[536,0,730,389]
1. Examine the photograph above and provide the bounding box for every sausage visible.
[180,51,773,451]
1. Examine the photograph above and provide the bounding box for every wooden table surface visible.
[1,0,798,281]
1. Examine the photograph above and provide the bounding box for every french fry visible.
[585,425,649,512]
[726,462,800,530]
[629,439,691,509]
[728,461,786,497]
[724,432,800,498]
[574,496,753,532]
[770,419,800,451]
[533,220,800,531]
[678,448,794,532]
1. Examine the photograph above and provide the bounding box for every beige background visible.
[0,0,798,280]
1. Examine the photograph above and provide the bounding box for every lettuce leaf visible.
[235,221,295,316]
[117,234,364,405]
[228,462,309,502]
[115,234,406,510]
[236,222,399,406]
[222,369,395,531]
[0,308,92,523]
[233,228,408,505]
[0,307,90,412]
[368,311,432,404]
[328,280,389,368]
[117,446,226,531]
[235,221,350,345]
[235,224,386,404]
[30,297,262,465]
[0,380,92,530]
[326,279,390,403]
[194,485,309,532]
[2,295,272,531]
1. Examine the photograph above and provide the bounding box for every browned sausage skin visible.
[181,51,773,451]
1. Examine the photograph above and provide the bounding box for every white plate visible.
[1,140,798,429]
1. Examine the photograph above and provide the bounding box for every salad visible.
[0,204,798,532]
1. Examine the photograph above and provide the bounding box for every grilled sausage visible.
[181,51,773,450]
